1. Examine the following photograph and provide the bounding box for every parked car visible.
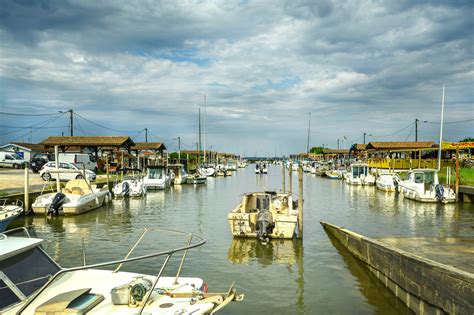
[0,151,27,168]
[30,153,55,173]
[39,162,96,181]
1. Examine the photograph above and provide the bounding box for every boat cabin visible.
[0,230,61,312]
[351,164,369,178]
[146,165,167,179]
[406,169,439,187]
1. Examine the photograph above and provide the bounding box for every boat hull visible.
[32,192,109,215]
[228,213,297,239]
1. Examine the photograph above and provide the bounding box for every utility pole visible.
[198,108,202,165]
[145,128,148,142]
[363,132,366,145]
[69,109,73,136]
[178,136,181,161]
[415,118,419,142]
[306,112,311,153]
[203,94,206,163]
[337,139,340,150]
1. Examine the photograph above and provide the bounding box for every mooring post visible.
[289,162,293,196]
[106,158,110,191]
[24,164,29,213]
[298,164,303,238]
[455,147,460,202]
[54,145,60,192]
[282,162,286,192]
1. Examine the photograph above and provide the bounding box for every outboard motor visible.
[435,184,445,202]
[393,177,399,191]
[48,192,66,216]
[256,209,274,242]
[122,181,130,197]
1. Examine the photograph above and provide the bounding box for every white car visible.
[40,162,96,181]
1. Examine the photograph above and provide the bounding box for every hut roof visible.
[131,142,166,151]
[365,141,436,151]
[41,136,135,148]
[355,144,367,151]
[11,142,46,151]
[322,149,350,154]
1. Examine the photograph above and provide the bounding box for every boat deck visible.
[378,236,474,274]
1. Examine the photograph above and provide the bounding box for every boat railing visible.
[16,227,206,315]
[0,199,23,208]
[1,226,32,238]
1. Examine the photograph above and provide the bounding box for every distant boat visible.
[228,191,299,242]
[168,164,188,185]
[398,169,455,203]
[255,163,261,174]
[0,200,23,232]
[143,165,170,190]
[346,163,375,186]
[261,163,268,174]
[112,169,146,198]
[376,173,400,192]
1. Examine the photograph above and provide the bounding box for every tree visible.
[310,146,324,154]
[460,137,474,142]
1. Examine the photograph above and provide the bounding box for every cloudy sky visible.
[0,0,472,155]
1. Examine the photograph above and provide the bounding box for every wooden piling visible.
[24,165,29,213]
[106,155,110,191]
[298,165,303,238]
[282,162,286,192]
[456,147,460,202]
[289,162,293,196]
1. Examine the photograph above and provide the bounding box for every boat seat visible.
[65,179,92,195]
[35,288,104,315]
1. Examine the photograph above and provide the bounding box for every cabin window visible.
[424,172,435,185]
[0,247,60,310]
[414,173,424,184]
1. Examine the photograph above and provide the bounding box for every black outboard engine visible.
[48,192,66,216]
[122,181,130,197]
[256,210,274,242]
[435,184,445,202]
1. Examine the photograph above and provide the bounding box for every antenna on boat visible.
[437,85,445,171]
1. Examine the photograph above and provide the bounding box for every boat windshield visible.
[0,247,60,310]
[352,166,367,177]
[148,168,164,179]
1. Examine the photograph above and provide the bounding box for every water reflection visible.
[228,238,300,266]
[325,231,412,315]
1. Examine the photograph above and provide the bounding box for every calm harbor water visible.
[13,165,474,314]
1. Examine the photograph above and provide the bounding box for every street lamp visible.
[363,132,372,144]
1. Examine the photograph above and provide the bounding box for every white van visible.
[57,153,98,172]
[0,151,27,168]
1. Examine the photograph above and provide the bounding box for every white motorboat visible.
[0,199,23,232]
[113,169,147,198]
[261,163,268,174]
[168,164,188,185]
[216,165,225,177]
[198,165,216,177]
[32,179,111,215]
[1,227,243,314]
[398,169,455,203]
[237,161,247,168]
[346,164,375,185]
[376,173,400,192]
[255,163,261,174]
[228,191,299,242]
[291,163,299,172]
[226,160,238,171]
[144,166,170,190]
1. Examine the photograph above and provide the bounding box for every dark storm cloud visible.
[0,0,472,154]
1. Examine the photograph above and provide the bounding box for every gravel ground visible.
[0,168,46,190]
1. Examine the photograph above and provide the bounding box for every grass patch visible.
[438,167,474,186]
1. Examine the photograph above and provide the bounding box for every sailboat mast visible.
[198,108,202,165]
[306,112,311,153]
[203,94,206,164]
[437,85,445,171]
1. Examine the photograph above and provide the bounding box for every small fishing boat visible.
[143,165,170,190]
[226,160,238,171]
[326,170,340,180]
[291,163,299,172]
[225,170,233,177]
[168,164,188,185]
[376,173,400,192]
[216,165,225,177]
[32,179,111,215]
[228,191,299,242]
[0,200,23,232]
[1,227,244,314]
[315,162,328,176]
[238,161,247,168]
[198,165,216,177]
[187,169,207,185]
[261,163,268,174]
[112,169,147,198]
[398,169,455,203]
[346,163,375,185]
[255,163,261,174]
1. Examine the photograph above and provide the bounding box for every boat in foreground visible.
[1,227,244,314]
[398,169,455,203]
[0,199,23,232]
[144,165,170,190]
[32,179,111,215]
[228,191,299,242]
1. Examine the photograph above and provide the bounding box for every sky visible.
[0,0,473,156]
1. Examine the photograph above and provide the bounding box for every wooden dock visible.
[321,221,474,315]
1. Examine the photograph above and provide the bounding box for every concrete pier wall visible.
[321,221,474,315]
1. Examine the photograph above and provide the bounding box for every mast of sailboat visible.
[437,85,445,171]
[203,94,206,164]
[306,112,311,153]
[198,108,202,166]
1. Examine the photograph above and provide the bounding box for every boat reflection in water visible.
[228,238,301,266]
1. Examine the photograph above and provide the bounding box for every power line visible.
[424,118,474,125]
[404,124,415,141]
[7,113,67,142]
[73,112,143,133]
[370,122,415,138]
[0,125,68,129]
[0,111,63,117]
[0,114,67,137]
